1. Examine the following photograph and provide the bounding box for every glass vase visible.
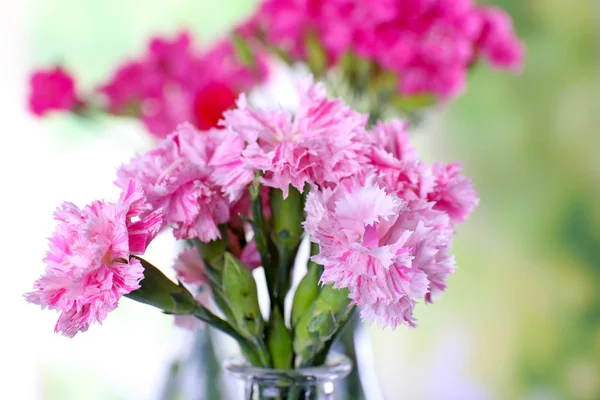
[224,353,352,400]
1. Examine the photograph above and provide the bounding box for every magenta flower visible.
[25,181,162,337]
[475,6,525,71]
[29,67,79,116]
[99,32,269,137]
[240,239,262,270]
[116,123,230,242]
[217,77,368,198]
[304,175,455,329]
[244,0,524,100]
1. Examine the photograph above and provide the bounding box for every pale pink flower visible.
[172,247,212,330]
[368,121,478,223]
[29,67,80,116]
[304,175,456,329]
[116,123,230,242]
[368,121,434,201]
[25,181,161,337]
[208,130,255,202]
[173,247,208,286]
[219,78,368,198]
[428,162,479,223]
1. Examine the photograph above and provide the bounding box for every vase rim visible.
[223,352,352,384]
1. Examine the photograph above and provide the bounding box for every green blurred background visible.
[27,0,600,398]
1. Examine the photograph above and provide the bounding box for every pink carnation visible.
[98,32,269,137]
[368,121,434,200]
[304,175,455,329]
[368,121,477,223]
[219,77,368,198]
[428,162,479,223]
[244,0,524,100]
[29,67,79,116]
[116,123,230,242]
[173,247,208,286]
[25,181,162,337]
[172,247,212,330]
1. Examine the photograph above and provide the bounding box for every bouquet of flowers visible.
[26,0,522,398]
[26,76,478,395]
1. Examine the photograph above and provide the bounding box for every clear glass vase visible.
[224,353,352,400]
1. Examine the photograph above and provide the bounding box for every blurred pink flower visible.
[172,247,212,330]
[25,181,161,337]
[173,247,208,285]
[244,0,524,100]
[99,32,269,137]
[475,6,525,71]
[29,67,79,116]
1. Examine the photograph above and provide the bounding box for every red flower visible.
[193,81,238,130]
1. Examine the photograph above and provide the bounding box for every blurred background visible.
[2,0,599,399]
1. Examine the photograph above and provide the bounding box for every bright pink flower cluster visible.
[28,67,80,116]
[25,181,162,337]
[29,32,270,137]
[304,121,478,329]
[243,0,524,99]
[99,32,269,136]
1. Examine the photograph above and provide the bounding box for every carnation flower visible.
[116,123,230,242]
[428,162,479,223]
[368,121,434,200]
[98,32,269,137]
[368,121,477,223]
[173,247,209,285]
[29,67,79,116]
[243,0,524,100]
[475,6,525,71]
[25,181,162,337]
[218,77,368,198]
[172,247,212,330]
[304,175,456,329]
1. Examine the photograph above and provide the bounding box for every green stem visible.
[193,306,270,368]
[304,306,357,367]
[275,244,299,312]
[248,177,278,308]
[252,337,273,369]
[193,306,245,343]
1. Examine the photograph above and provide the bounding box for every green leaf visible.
[222,253,264,339]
